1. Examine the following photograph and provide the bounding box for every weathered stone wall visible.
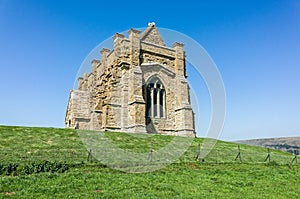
[141,63,176,134]
[65,90,90,129]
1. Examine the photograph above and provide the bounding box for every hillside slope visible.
[0,125,299,198]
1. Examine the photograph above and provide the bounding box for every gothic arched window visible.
[146,77,165,118]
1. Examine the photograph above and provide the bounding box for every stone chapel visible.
[65,23,195,137]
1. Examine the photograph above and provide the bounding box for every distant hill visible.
[237,137,300,154]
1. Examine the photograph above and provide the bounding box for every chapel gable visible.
[141,22,166,46]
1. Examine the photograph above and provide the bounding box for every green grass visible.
[0,125,299,198]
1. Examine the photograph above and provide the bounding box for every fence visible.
[0,143,298,166]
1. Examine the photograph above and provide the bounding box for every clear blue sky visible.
[0,0,299,140]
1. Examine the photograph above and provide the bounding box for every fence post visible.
[216,149,218,164]
[87,146,92,162]
[264,148,271,163]
[291,150,298,164]
[195,143,200,160]
[235,145,242,162]
[149,142,153,162]
[195,143,204,162]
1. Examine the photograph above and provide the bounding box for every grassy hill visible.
[0,126,299,198]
